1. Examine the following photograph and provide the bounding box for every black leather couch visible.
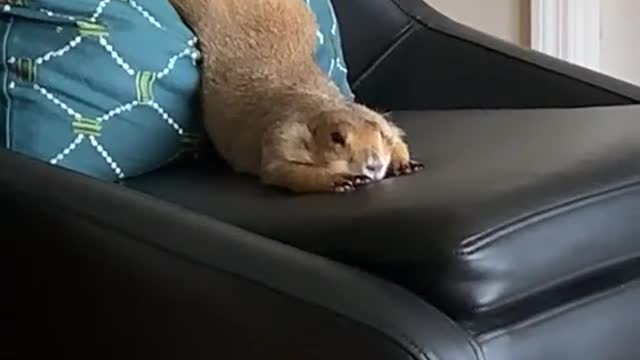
[5,0,640,359]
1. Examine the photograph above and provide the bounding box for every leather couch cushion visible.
[126,105,640,327]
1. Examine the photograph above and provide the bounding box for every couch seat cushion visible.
[125,105,640,327]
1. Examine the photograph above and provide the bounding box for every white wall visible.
[427,0,530,46]
[426,0,640,85]
[600,0,640,85]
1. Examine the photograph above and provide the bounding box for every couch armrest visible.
[1,149,481,360]
[342,0,640,111]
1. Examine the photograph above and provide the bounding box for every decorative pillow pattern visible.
[307,0,354,99]
[0,0,353,182]
[0,0,202,181]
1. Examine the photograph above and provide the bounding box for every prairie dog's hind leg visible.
[261,162,372,193]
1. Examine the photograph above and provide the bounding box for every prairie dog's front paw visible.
[386,137,423,178]
[387,159,424,178]
[331,173,372,193]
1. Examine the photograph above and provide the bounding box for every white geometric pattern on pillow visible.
[4,0,200,179]
[305,0,349,79]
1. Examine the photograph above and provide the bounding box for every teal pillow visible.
[0,0,201,181]
[0,0,353,181]
[307,0,354,99]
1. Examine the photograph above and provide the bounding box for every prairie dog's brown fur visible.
[170,0,423,193]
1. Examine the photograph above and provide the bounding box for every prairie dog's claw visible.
[332,174,371,193]
[334,182,355,192]
[353,175,373,186]
[388,159,425,177]
[407,160,424,172]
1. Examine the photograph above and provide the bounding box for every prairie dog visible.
[169,0,423,193]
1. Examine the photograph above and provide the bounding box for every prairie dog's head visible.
[307,105,399,181]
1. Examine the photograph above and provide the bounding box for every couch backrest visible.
[331,0,413,85]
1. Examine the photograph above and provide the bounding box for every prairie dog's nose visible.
[363,155,385,180]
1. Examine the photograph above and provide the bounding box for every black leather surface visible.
[479,279,640,360]
[331,0,411,84]
[127,105,640,329]
[1,149,480,360]
[338,0,640,110]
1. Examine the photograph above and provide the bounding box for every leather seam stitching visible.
[470,251,640,314]
[458,178,640,254]
[476,277,640,343]
[351,22,415,91]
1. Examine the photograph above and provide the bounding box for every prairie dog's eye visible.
[331,131,346,146]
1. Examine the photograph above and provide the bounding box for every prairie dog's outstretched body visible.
[170,0,422,193]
